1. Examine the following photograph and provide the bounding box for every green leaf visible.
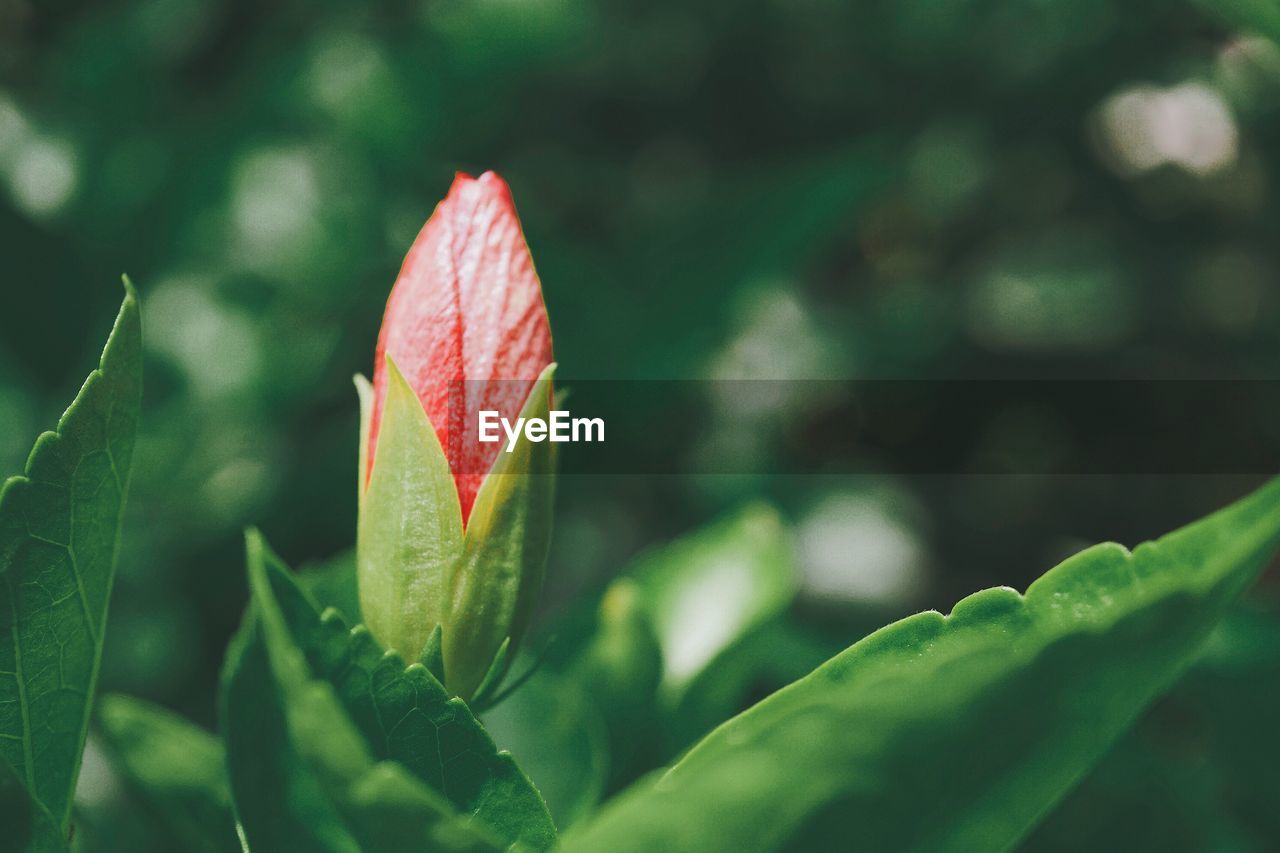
[563,478,1280,853]
[444,362,558,701]
[221,609,358,853]
[227,530,506,853]
[0,752,65,853]
[95,694,239,853]
[228,531,556,850]
[357,356,462,663]
[626,504,795,699]
[0,282,142,839]
[552,580,662,787]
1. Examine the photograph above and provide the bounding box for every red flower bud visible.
[367,171,553,524]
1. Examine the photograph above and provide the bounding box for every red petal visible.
[368,171,553,525]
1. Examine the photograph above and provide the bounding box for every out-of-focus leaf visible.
[0,283,142,844]
[562,580,663,786]
[564,478,1280,853]
[627,504,795,699]
[226,530,504,853]
[227,531,553,851]
[538,508,795,785]
[481,666,608,830]
[96,695,238,853]
[222,611,357,853]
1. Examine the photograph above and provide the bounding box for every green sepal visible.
[96,694,240,853]
[357,356,463,662]
[444,363,558,700]
[468,637,513,710]
[418,622,446,684]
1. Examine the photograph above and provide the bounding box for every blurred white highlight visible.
[148,277,262,398]
[797,494,925,606]
[232,146,322,267]
[1098,82,1237,177]
[9,137,78,218]
[662,555,755,681]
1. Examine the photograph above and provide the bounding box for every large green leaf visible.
[225,530,505,853]
[563,478,1280,853]
[0,283,142,841]
[96,694,239,853]
[225,531,555,851]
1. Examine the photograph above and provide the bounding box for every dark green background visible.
[0,1,1277,849]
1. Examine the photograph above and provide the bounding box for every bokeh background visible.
[1,0,1278,849]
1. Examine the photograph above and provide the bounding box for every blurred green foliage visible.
[2,0,1279,849]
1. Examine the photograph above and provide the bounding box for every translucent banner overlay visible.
[447,380,1280,476]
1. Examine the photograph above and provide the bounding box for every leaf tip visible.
[319,607,347,628]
